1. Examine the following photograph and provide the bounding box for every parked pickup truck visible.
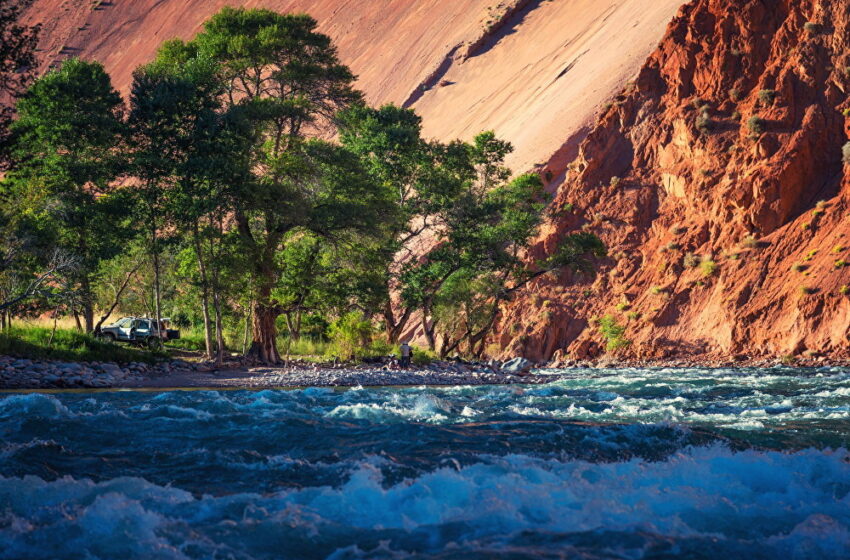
[96,317,180,351]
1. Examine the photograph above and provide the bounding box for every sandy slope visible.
[20,0,682,170]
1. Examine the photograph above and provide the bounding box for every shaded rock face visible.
[499,0,850,362]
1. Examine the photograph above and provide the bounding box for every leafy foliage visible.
[597,315,631,352]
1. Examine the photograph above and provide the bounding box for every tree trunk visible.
[192,227,213,359]
[48,309,58,347]
[383,300,412,344]
[241,304,251,355]
[152,234,163,348]
[73,309,82,331]
[421,301,437,351]
[293,309,302,340]
[213,290,225,365]
[248,299,281,364]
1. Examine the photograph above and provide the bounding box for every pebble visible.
[0,354,191,390]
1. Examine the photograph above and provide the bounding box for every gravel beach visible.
[0,355,548,390]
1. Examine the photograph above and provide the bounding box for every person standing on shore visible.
[399,341,412,368]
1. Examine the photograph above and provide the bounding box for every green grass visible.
[165,330,208,351]
[0,327,165,363]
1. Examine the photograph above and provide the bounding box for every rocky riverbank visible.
[0,354,545,390]
[3,353,849,391]
[0,355,201,389]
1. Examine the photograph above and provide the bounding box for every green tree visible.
[338,103,473,342]
[127,51,241,361]
[7,58,129,332]
[177,7,383,363]
[400,132,606,356]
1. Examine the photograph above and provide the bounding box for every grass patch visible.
[0,327,165,363]
[742,234,759,249]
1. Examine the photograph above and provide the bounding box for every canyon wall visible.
[497,0,850,362]
[20,0,682,171]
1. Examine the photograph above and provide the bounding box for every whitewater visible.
[1,367,849,559]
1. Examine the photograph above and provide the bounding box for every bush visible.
[411,346,437,366]
[0,327,164,363]
[597,315,631,352]
[328,312,373,359]
[757,89,776,106]
[803,22,820,34]
[700,259,718,277]
[696,109,712,134]
[683,252,700,268]
[729,88,741,102]
[742,234,759,248]
[843,142,850,165]
[747,116,766,135]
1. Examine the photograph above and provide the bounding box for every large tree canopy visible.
[6,58,128,331]
[156,8,385,363]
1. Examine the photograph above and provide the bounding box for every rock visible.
[501,357,534,375]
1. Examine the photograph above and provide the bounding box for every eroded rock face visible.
[500,0,850,362]
[18,0,682,171]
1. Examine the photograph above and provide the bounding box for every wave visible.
[1,446,848,559]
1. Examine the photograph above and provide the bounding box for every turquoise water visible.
[1,367,849,559]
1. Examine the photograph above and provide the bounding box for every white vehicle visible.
[96,317,180,351]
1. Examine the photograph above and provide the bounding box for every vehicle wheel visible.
[97,332,115,344]
[147,337,163,351]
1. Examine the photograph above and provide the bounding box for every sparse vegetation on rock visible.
[597,314,631,351]
[747,116,765,136]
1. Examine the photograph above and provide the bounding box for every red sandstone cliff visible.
[498,0,850,362]
[18,0,682,171]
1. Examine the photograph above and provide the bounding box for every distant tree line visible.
[0,6,604,363]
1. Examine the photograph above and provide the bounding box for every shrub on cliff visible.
[747,116,766,136]
[597,315,631,352]
[696,108,712,134]
[842,142,850,165]
[700,259,718,277]
[757,89,776,106]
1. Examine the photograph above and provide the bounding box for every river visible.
[1,367,849,558]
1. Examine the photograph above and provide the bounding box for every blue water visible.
[1,367,849,559]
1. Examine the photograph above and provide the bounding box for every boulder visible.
[501,357,534,375]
